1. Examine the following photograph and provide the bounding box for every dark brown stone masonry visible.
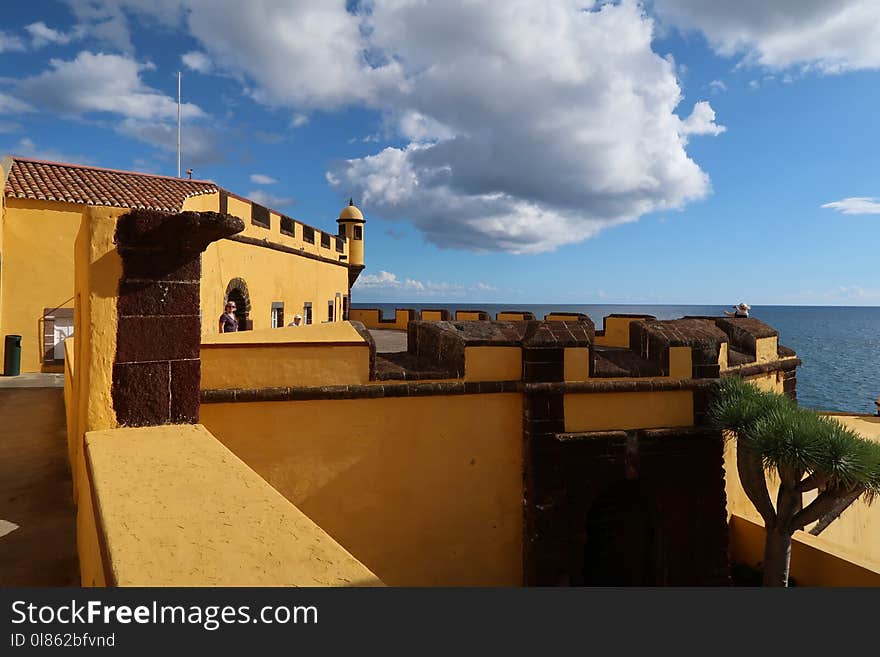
[112,209,243,427]
[201,380,520,403]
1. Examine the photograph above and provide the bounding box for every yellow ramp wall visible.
[0,199,83,371]
[564,391,694,432]
[201,238,349,334]
[83,424,381,586]
[200,394,524,586]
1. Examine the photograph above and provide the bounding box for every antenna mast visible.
[177,71,181,178]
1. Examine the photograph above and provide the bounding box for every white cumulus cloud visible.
[246,189,294,210]
[37,1,725,254]
[16,51,205,122]
[0,31,26,53]
[654,0,880,73]
[181,51,212,73]
[249,173,278,185]
[821,197,880,215]
[25,22,74,48]
[329,0,721,253]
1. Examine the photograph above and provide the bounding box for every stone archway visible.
[582,480,658,586]
[225,277,252,331]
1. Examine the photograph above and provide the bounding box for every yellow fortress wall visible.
[201,323,371,389]
[201,238,349,332]
[84,424,382,586]
[200,393,524,586]
[0,198,84,371]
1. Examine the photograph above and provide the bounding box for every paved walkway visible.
[0,372,64,388]
[0,387,79,585]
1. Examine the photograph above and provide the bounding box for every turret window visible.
[353,225,363,240]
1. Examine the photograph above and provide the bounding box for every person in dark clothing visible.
[724,302,750,318]
[219,301,239,333]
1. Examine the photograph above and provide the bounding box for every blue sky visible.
[1,1,878,306]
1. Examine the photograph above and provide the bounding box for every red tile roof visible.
[3,157,218,212]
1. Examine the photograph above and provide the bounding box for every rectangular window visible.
[353,225,363,240]
[338,224,347,237]
[335,236,344,252]
[219,190,228,215]
[303,226,315,244]
[328,300,335,322]
[303,302,313,325]
[321,232,331,249]
[251,203,270,228]
[342,295,349,320]
[271,302,284,328]
[280,215,295,237]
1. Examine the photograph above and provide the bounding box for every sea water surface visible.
[353,303,880,414]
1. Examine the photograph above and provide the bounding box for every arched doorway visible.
[224,278,251,331]
[582,480,658,586]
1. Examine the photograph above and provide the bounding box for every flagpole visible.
[177,71,181,178]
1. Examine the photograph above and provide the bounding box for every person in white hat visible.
[288,314,303,327]
[724,303,751,318]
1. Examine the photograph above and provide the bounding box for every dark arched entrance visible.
[224,278,251,331]
[582,480,658,586]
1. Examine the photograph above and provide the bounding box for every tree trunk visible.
[762,525,792,586]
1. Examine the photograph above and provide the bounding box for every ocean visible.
[353,303,880,414]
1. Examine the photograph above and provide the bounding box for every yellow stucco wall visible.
[420,310,445,321]
[725,411,880,574]
[84,424,382,586]
[200,394,523,586]
[347,308,409,330]
[464,347,521,382]
[201,325,370,389]
[180,191,220,213]
[201,238,349,334]
[564,347,590,382]
[564,390,694,432]
[594,316,642,348]
[0,198,83,371]
[496,312,530,321]
[224,194,348,263]
[668,346,693,378]
[455,311,484,321]
[1,193,352,367]
[743,370,784,393]
[754,336,778,364]
[729,515,880,586]
[338,220,363,266]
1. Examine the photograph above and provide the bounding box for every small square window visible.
[353,225,363,240]
[251,203,270,228]
[280,215,295,237]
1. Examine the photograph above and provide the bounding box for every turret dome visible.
[337,198,364,222]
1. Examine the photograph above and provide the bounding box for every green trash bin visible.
[4,335,22,376]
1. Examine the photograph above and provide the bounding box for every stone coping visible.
[202,321,366,347]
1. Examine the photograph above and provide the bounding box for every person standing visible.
[219,301,239,333]
[724,303,750,318]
